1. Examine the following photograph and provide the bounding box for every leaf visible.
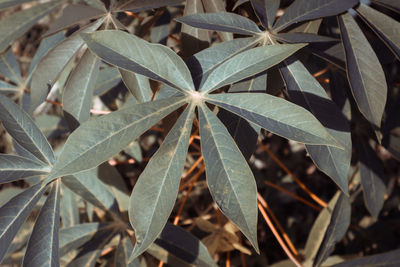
[116,0,183,12]
[356,4,400,60]
[119,70,152,103]
[202,0,233,41]
[0,183,46,262]
[0,0,35,10]
[185,36,260,89]
[0,154,50,183]
[93,66,121,96]
[0,80,18,93]
[332,248,400,267]
[357,139,386,218]
[180,0,210,57]
[233,0,249,10]
[251,0,280,29]
[44,4,105,37]
[206,93,341,147]
[62,49,100,130]
[198,104,259,253]
[62,169,120,215]
[372,0,400,12]
[273,0,359,32]
[0,0,62,52]
[129,105,194,260]
[30,19,103,112]
[150,223,217,267]
[314,193,351,266]
[279,59,351,194]
[200,43,305,93]
[151,10,172,45]
[176,12,262,36]
[338,13,387,129]
[275,33,339,43]
[115,237,140,267]
[81,30,194,93]
[60,184,80,228]
[23,180,61,267]
[0,48,22,84]
[289,18,322,34]
[0,95,55,165]
[47,96,187,180]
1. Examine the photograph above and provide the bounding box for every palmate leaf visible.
[356,4,400,60]
[279,59,351,194]
[250,0,280,29]
[60,184,79,228]
[200,43,306,93]
[47,96,187,181]
[62,49,100,130]
[119,70,152,103]
[0,95,55,165]
[0,154,50,183]
[206,93,341,147]
[93,66,121,96]
[176,12,262,36]
[0,183,47,263]
[23,180,61,267]
[275,33,339,43]
[338,13,387,129]
[0,0,62,52]
[81,30,194,93]
[273,0,359,32]
[30,19,104,112]
[202,0,233,42]
[115,0,182,12]
[0,80,18,93]
[199,104,259,253]
[129,104,194,260]
[0,48,22,84]
[115,237,141,267]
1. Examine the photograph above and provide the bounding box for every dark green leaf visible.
[0,0,62,52]
[332,249,400,267]
[289,18,322,34]
[338,13,387,129]
[356,3,400,60]
[23,180,61,267]
[176,12,262,36]
[358,139,386,218]
[206,93,341,147]
[273,0,358,32]
[129,105,194,260]
[279,59,351,194]
[251,0,280,29]
[93,66,121,96]
[60,184,80,228]
[82,30,194,93]
[199,104,259,253]
[0,95,55,165]
[30,19,103,112]
[119,70,151,103]
[62,49,100,129]
[0,183,46,262]
[47,96,187,180]
[0,48,22,84]
[200,43,306,93]
[0,154,50,183]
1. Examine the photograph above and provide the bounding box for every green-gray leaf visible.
[273,0,358,32]
[0,182,47,263]
[199,104,259,253]
[93,66,121,96]
[332,248,400,267]
[176,12,262,36]
[0,0,35,10]
[251,0,280,29]
[206,93,341,147]
[0,48,22,84]
[47,96,187,180]
[60,184,79,228]
[338,13,387,129]
[200,43,305,93]
[0,0,62,52]
[62,49,100,129]
[119,70,152,103]
[116,0,182,12]
[23,180,61,267]
[129,105,194,260]
[0,95,55,165]
[0,154,50,183]
[81,30,194,93]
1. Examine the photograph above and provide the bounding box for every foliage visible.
[0,0,399,266]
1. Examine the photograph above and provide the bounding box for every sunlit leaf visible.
[47,96,187,180]
[0,183,46,262]
[0,154,50,183]
[176,12,262,36]
[0,95,55,165]
[23,180,61,267]
[81,30,194,93]
[273,0,358,32]
[199,104,259,253]
[0,0,62,52]
[200,43,305,93]
[338,13,387,129]
[206,93,341,147]
[251,0,280,29]
[129,105,194,260]
[0,48,22,84]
